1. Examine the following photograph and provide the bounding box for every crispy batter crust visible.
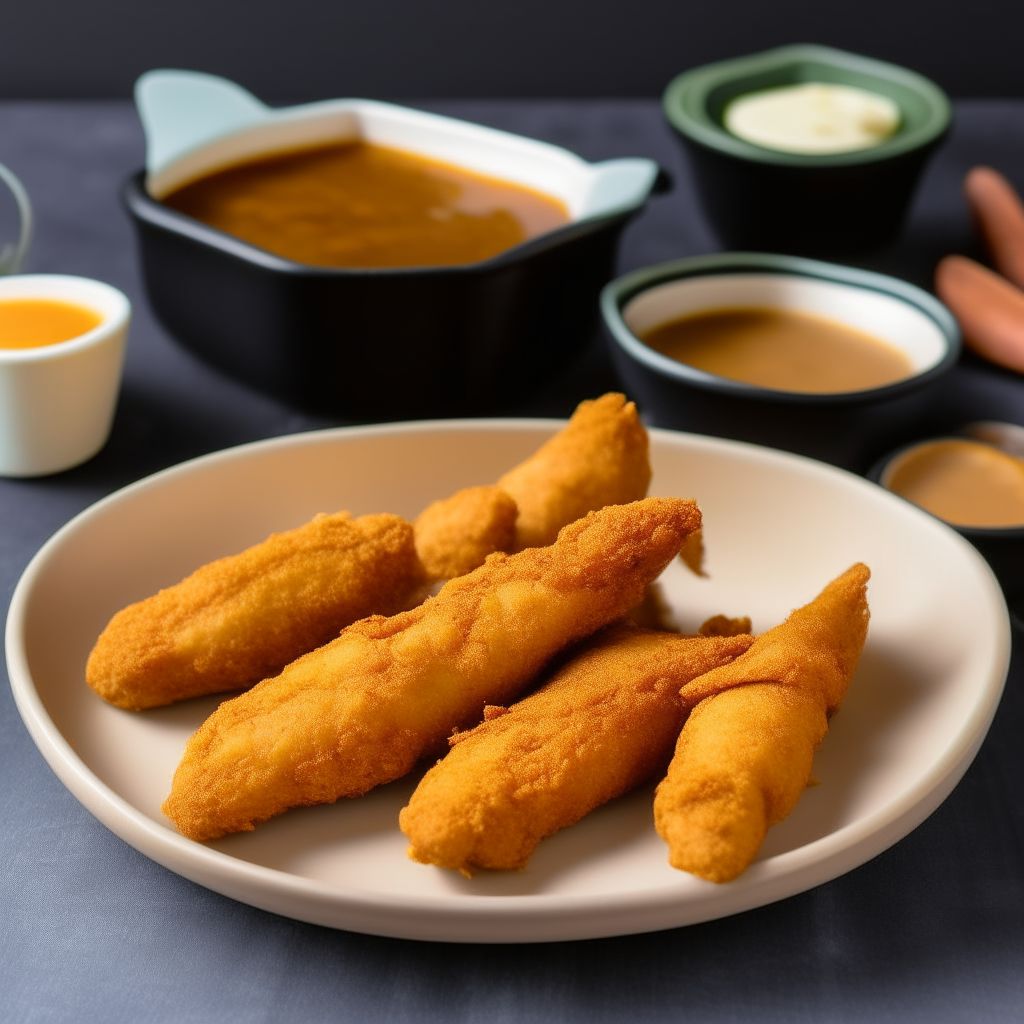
[412,392,651,579]
[400,622,753,873]
[86,512,424,710]
[414,485,518,581]
[653,563,870,883]
[498,393,651,550]
[697,614,752,638]
[163,497,701,841]
[679,528,706,576]
[626,583,679,632]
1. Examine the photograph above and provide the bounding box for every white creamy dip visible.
[724,83,901,154]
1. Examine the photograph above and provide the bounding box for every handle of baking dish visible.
[580,158,662,220]
[135,70,271,176]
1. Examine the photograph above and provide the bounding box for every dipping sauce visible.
[884,439,1024,528]
[163,141,571,269]
[639,307,913,393]
[0,298,103,349]
[724,83,901,155]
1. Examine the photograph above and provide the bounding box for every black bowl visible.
[662,45,951,257]
[869,436,1024,605]
[125,174,656,420]
[601,252,961,472]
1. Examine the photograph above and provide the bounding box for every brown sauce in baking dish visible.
[639,307,913,393]
[162,141,571,269]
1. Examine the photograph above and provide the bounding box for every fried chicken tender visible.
[400,621,753,873]
[414,392,653,580]
[162,497,701,841]
[653,563,871,883]
[498,392,652,550]
[626,582,679,632]
[414,485,518,581]
[86,512,424,711]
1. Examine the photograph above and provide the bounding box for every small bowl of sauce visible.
[871,428,1024,602]
[601,251,960,470]
[0,275,130,476]
[662,44,950,255]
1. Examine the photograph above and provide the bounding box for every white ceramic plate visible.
[6,422,1010,943]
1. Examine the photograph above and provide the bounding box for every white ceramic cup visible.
[0,275,130,476]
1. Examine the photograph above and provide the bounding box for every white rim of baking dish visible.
[138,70,659,224]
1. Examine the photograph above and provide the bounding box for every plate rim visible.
[6,420,1011,942]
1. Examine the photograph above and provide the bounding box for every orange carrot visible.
[936,254,1024,373]
[964,166,1024,291]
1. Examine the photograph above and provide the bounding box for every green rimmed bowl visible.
[601,252,960,471]
[663,45,951,256]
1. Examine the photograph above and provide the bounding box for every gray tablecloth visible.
[1,99,1023,1024]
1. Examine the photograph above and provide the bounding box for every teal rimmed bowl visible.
[601,252,960,471]
[663,45,951,256]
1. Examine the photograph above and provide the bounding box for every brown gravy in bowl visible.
[162,141,570,269]
[885,439,1024,528]
[639,307,913,393]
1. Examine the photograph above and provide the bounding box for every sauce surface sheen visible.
[163,141,571,269]
[0,298,103,349]
[886,439,1024,528]
[724,83,901,155]
[639,306,913,394]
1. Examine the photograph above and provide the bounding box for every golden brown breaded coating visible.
[679,528,706,577]
[412,393,650,577]
[656,684,829,882]
[626,583,679,632]
[400,622,753,873]
[497,393,652,550]
[162,497,701,841]
[653,563,871,883]
[414,485,518,581]
[86,512,424,711]
[698,614,752,638]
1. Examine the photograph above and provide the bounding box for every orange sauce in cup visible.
[0,298,104,349]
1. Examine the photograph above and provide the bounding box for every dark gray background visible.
[1,0,1022,101]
